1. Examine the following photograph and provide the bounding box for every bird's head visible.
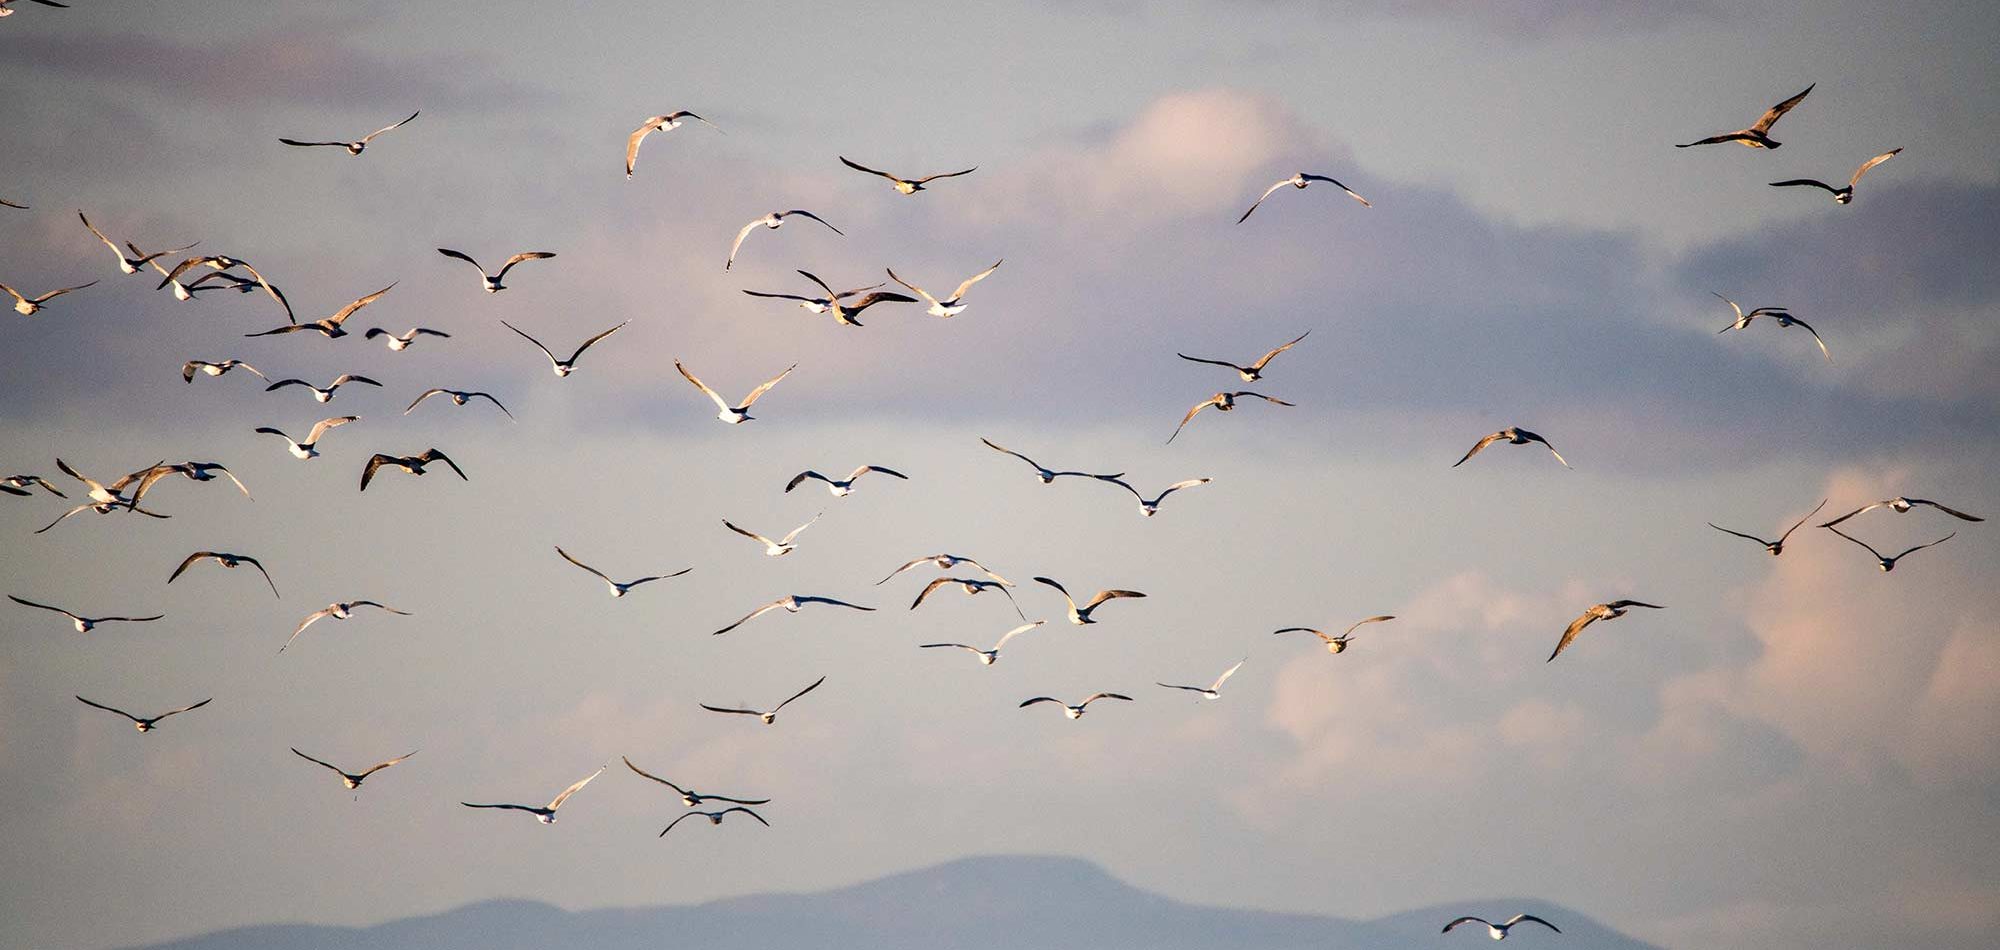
[345,144,365,156]
[760,714,777,725]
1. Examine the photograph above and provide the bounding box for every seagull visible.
[1713,294,1830,362]
[10,595,163,633]
[1019,693,1133,719]
[723,514,820,557]
[1453,427,1569,468]
[791,270,917,327]
[1158,659,1247,700]
[461,766,605,824]
[245,283,395,339]
[785,465,908,497]
[291,748,417,792]
[34,497,170,533]
[626,111,720,178]
[53,457,165,510]
[266,373,383,403]
[435,248,557,293]
[742,280,889,315]
[1709,499,1829,556]
[1177,331,1311,382]
[979,438,1122,484]
[660,807,771,837]
[1676,84,1813,149]
[1272,615,1397,654]
[1093,475,1211,517]
[1,0,70,15]
[168,551,279,598]
[505,320,627,377]
[711,596,873,636]
[255,416,357,460]
[360,449,467,491]
[909,576,1025,619]
[280,110,419,155]
[1032,576,1145,625]
[2,279,96,315]
[919,620,1044,666]
[676,360,795,423]
[699,675,825,723]
[78,212,197,275]
[885,260,1003,318]
[1548,600,1665,662]
[182,359,268,384]
[621,756,769,808]
[839,156,977,195]
[405,388,513,419]
[877,554,1014,587]
[1827,526,1954,573]
[727,211,842,271]
[1820,497,1984,528]
[1770,148,1902,205]
[365,326,451,351]
[1237,173,1371,223]
[1,473,65,498]
[1168,392,1295,444]
[134,462,252,500]
[0,197,26,208]
[157,255,289,319]
[1442,914,1562,940]
[282,600,412,653]
[75,695,210,733]
[555,546,690,598]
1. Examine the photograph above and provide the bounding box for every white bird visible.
[78,212,196,275]
[255,416,357,460]
[1019,693,1132,719]
[1820,496,1983,528]
[245,283,395,339]
[1710,499,1829,556]
[785,465,908,497]
[365,326,451,351]
[1273,615,1396,654]
[885,259,1003,317]
[1453,427,1569,468]
[10,595,163,633]
[626,111,721,179]
[435,248,557,293]
[555,546,690,598]
[1032,576,1145,625]
[291,748,417,791]
[676,360,795,424]
[182,359,268,384]
[168,551,279,598]
[919,620,1044,666]
[266,373,382,403]
[504,320,628,377]
[1,278,96,315]
[0,0,71,18]
[1549,600,1665,662]
[699,675,825,723]
[621,756,770,808]
[461,766,605,824]
[133,462,252,500]
[742,280,888,315]
[660,807,771,837]
[1237,173,1371,223]
[1770,148,1902,205]
[75,695,210,733]
[723,514,820,557]
[727,210,842,271]
[282,600,411,653]
[1442,914,1562,940]
[979,438,1122,484]
[839,156,977,194]
[711,596,873,636]
[280,110,419,155]
[1676,84,1813,149]
[1169,392,1295,443]
[772,270,916,327]
[909,576,1025,619]
[405,388,513,419]
[156,254,289,318]
[1827,526,1955,573]
[1157,658,1246,699]
[1093,475,1211,517]
[1177,331,1310,382]
[360,448,467,491]
[1713,294,1830,363]
[33,459,175,532]
[876,554,1013,587]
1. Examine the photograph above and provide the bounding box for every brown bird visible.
[1168,392,1295,444]
[1676,84,1813,149]
[1453,427,1569,468]
[168,551,280,598]
[1548,600,1664,662]
[359,449,466,491]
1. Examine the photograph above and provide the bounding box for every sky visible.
[1,1,1997,948]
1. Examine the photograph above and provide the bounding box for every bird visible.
[1032,576,1145,625]
[1441,914,1562,940]
[0,196,25,207]
[1272,615,1396,654]
[405,388,513,419]
[727,210,842,271]
[885,260,1004,318]
[2,279,96,315]
[785,465,909,497]
[155,254,292,321]
[282,600,411,653]
[660,807,770,837]
[909,576,1025,619]
[435,248,557,293]
[0,473,65,498]
[505,320,627,377]
[791,270,917,327]
[1826,526,1955,573]
[1676,84,1813,149]
[1548,600,1665,662]
[461,766,605,824]
[722,514,820,557]
[133,462,252,500]
[168,551,279,598]
[266,373,383,403]
[1093,475,1211,517]
[742,280,892,315]
[182,359,268,384]
[291,748,417,791]
[699,675,826,723]
[711,596,873,636]
[1237,173,1371,223]
[980,438,1123,484]
[1770,148,1902,205]
[1713,294,1830,363]
[365,326,451,351]
[280,111,419,155]
[1020,693,1133,719]
[1176,331,1310,382]
[74,695,210,733]
[877,554,1014,587]
[676,360,796,423]
[360,449,467,491]
[78,212,196,275]
[0,0,70,15]
[554,546,690,598]
[919,620,1045,666]
[52,457,165,511]
[255,416,357,460]
[621,756,769,808]
[1709,499,1829,556]
[626,111,720,178]
[839,156,977,194]
[1820,497,1983,528]
[1168,392,1295,443]
[10,595,163,633]
[34,496,170,534]
[1157,658,1247,700]
[245,283,395,339]
[1453,427,1569,468]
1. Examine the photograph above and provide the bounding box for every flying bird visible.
[405,388,513,419]
[168,551,279,598]
[280,110,419,155]
[245,283,395,339]
[1237,173,1371,223]
[365,326,451,351]
[291,748,417,792]
[909,576,1025,619]
[660,807,770,837]
[554,546,690,598]
[1176,331,1310,382]
[621,756,769,808]
[1819,496,1984,528]
[727,210,842,271]
[266,373,382,403]
[10,595,162,633]
[435,248,556,293]
[78,212,196,275]
[0,196,26,207]
[182,359,267,384]
[1770,148,1902,205]
[711,596,872,636]
[134,462,252,500]
[255,415,357,460]
[282,600,411,653]
[722,514,820,557]
[742,280,888,315]
[980,437,1122,484]
[1713,294,1830,362]
[1709,499,1828,556]
[1676,84,1813,149]
[75,695,210,733]
[839,156,977,194]
[1157,658,1247,700]
[699,675,826,724]
[1272,615,1397,654]
[785,465,908,497]
[1032,576,1145,625]
[1548,600,1665,662]
[155,255,287,318]
[1093,475,1211,517]
[1168,392,1295,444]
[1826,526,1955,573]
[1453,427,1569,468]
[1019,693,1133,719]
[504,320,627,377]
[2,279,96,315]
[1,473,65,498]
[360,448,467,491]
[877,553,1014,587]
[1441,914,1562,940]
[885,260,1003,318]
[626,111,720,178]
[919,620,1044,666]
[791,270,916,327]
[461,766,605,824]
[676,360,796,423]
